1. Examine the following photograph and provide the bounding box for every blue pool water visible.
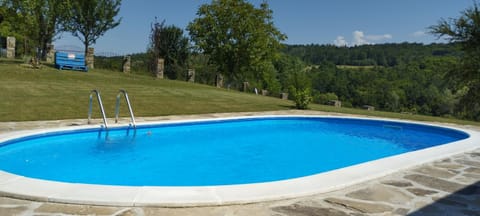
[0,117,469,186]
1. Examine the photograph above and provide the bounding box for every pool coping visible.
[0,115,479,207]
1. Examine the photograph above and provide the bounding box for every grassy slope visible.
[0,60,291,121]
[0,59,478,126]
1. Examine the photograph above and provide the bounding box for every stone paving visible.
[0,111,479,215]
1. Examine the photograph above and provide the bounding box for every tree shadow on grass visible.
[0,58,23,64]
[408,181,480,216]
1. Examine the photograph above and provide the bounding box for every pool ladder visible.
[88,89,136,129]
[115,89,136,128]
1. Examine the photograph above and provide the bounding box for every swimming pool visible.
[0,115,478,206]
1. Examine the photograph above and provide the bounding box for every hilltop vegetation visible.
[282,43,465,118]
[95,42,473,120]
[283,43,460,67]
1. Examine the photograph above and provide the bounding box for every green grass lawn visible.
[0,59,293,121]
[0,58,478,126]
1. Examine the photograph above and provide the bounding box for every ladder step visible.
[88,89,109,129]
[115,89,136,128]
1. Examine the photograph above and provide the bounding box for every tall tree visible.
[429,1,480,120]
[1,0,69,58]
[32,0,70,59]
[62,0,121,57]
[188,0,286,89]
[0,4,15,36]
[148,19,189,80]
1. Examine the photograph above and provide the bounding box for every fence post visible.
[243,82,249,92]
[156,58,164,79]
[216,74,224,88]
[123,55,131,74]
[46,44,55,63]
[187,69,195,82]
[6,37,15,59]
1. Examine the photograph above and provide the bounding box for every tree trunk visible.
[84,42,89,60]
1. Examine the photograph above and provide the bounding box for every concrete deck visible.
[0,110,479,215]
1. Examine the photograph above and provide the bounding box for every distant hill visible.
[282,43,461,67]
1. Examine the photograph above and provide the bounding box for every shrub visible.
[291,87,312,109]
[287,69,312,109]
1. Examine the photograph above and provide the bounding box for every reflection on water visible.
[94,128,137,151]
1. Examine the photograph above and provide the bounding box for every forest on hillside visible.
[281,43,469,118]
[95,42,475,119]
[283,43,461,66]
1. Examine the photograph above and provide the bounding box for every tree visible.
[62,0,121,57]
[148,19,189,80]
[1,0,69,58]
[31,0,70,59]
[188,0,286,89]
[0,4,15,36]
[188,53,218,85]
[429,1,480,120]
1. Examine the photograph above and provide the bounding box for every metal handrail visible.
[115,89,136,128]
[88,89,109,128]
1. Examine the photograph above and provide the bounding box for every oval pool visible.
[0,117,470,186]
[0,115,478,206]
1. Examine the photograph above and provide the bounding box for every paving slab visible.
[345,185,413,204]
[324,197,394,213]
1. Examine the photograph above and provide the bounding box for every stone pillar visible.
[261,89,268,96]
[243,82,249,92]
[46,44,55,63]
[86,47,94,69]
[123,55,131,74]
[6,37,15,59]
[187,69,195,82]
[156,58,164,79]
[363,105,375,111]
[215,74,224,88]
[281,93,289,100]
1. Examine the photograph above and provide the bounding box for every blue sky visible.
[54,0,473,55]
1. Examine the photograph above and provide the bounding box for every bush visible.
[291,87,312,109]
[287,69,312,110]
[313,92,338,104]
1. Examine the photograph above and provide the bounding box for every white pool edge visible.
[0,115,478,207]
